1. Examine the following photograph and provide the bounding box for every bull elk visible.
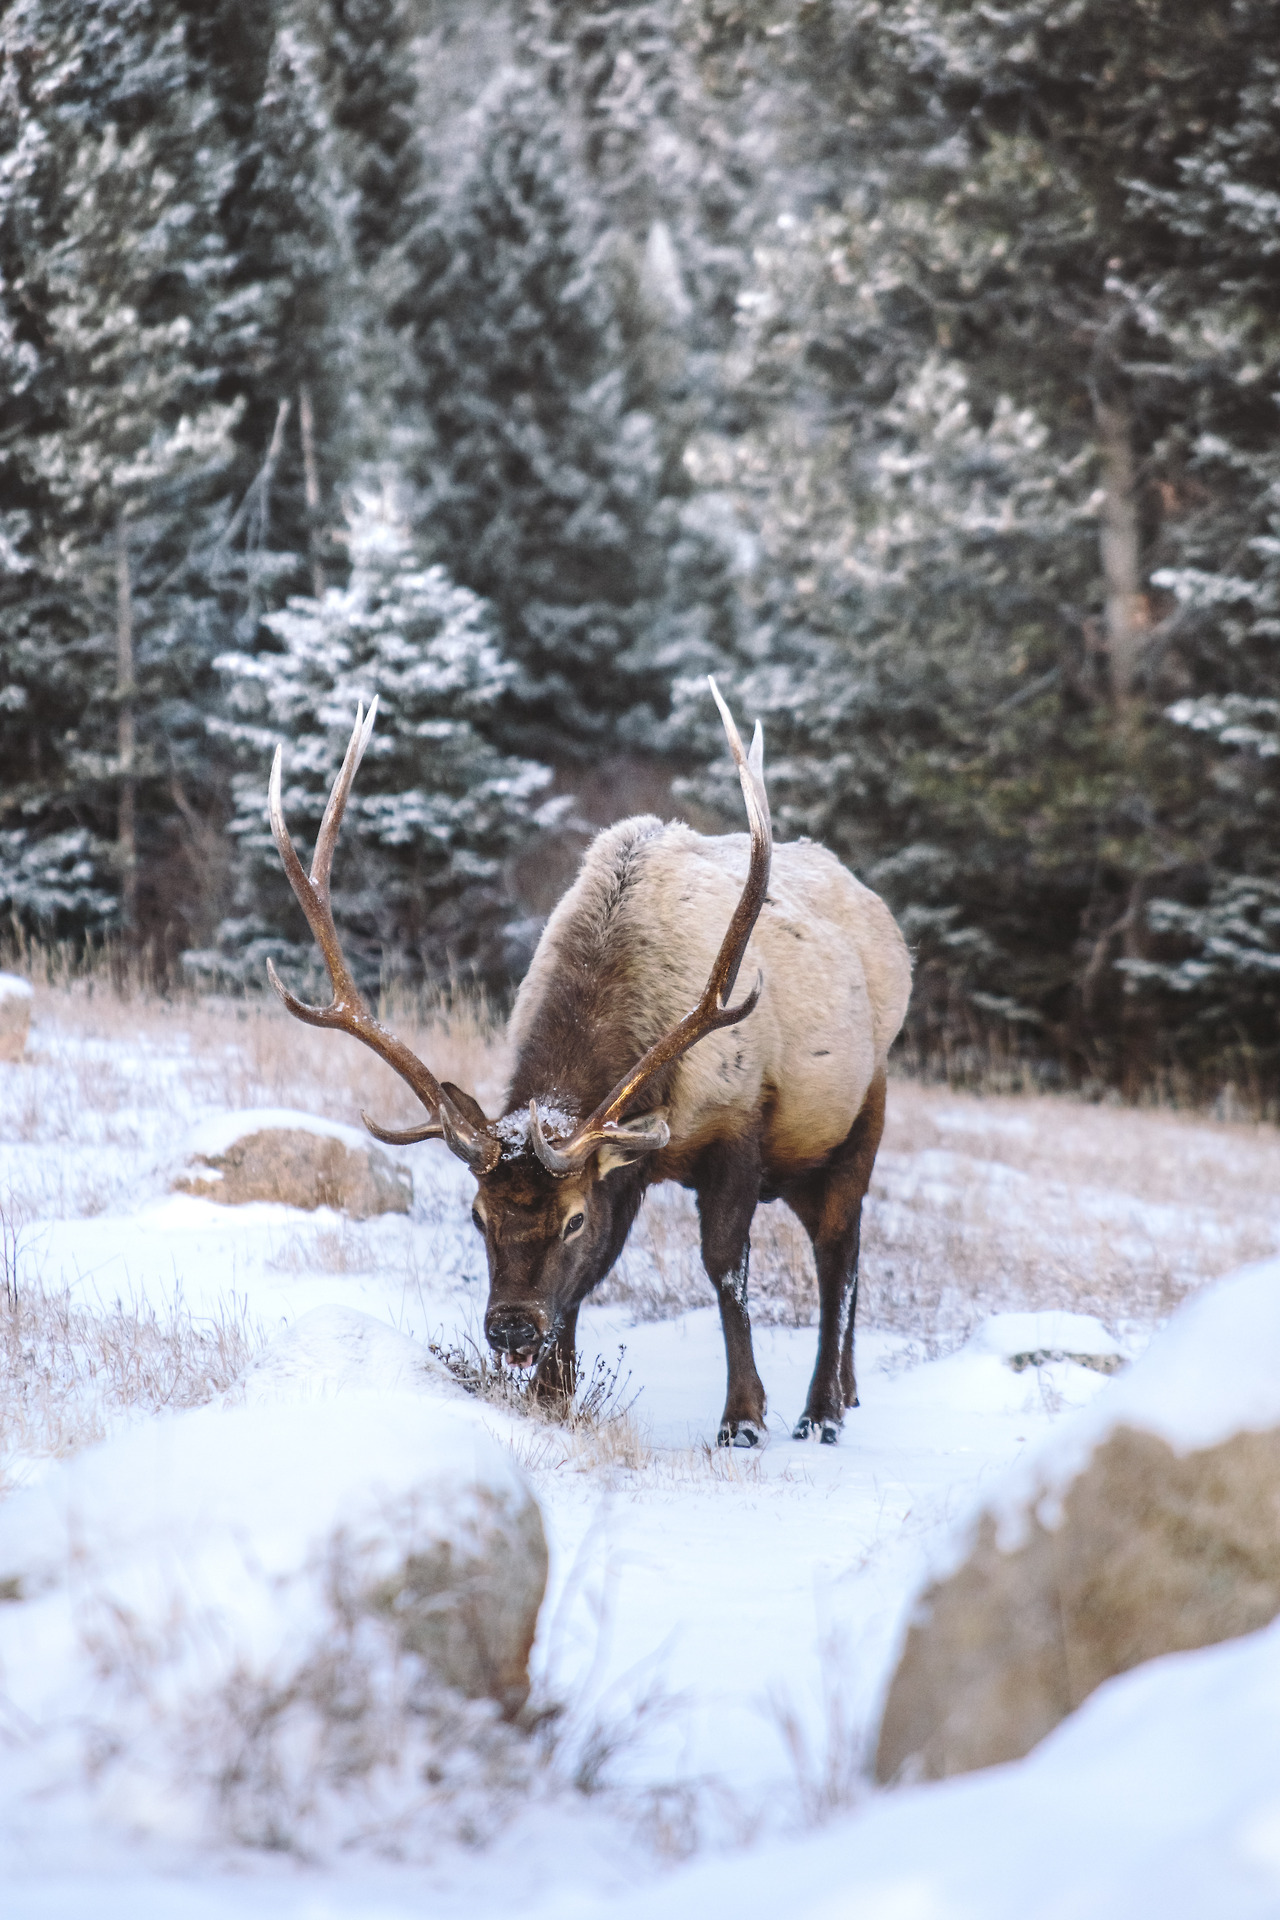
[266,682,911,1445]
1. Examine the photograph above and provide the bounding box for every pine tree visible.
[226,22,362,606]
[310,0,421,267]
[204,484,560,988]
[396,71,726,761]
[672,0,1280,1088]
[0,0,265,947]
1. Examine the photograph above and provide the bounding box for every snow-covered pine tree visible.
[307,0,421,268]
[206,485,560,989]
[395,72,695,761]
[225,23,362,609]
[0,0,264,947]
[673,0,1280,1088]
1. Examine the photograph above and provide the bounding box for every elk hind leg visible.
[696,1134,766,1448]
[787,1071,886,1445]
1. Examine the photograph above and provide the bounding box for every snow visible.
[181,1106,394,1161]
[0,971,34,1003]
[966,1308,1122,1361]
[3,1000,1280,1916]
[0,1390,528,1604]
[534,1616,1280,1920]
[234,1303,462,1405]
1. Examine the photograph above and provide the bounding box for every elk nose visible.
[485,1305,548,1358]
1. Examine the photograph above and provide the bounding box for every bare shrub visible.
[64,1515,676,1862]
[428,1327,649,1476]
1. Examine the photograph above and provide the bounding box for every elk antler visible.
[266,700,500,1174]
[529,676,772,1176]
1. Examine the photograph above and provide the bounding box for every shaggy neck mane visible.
[505,818,667,1123]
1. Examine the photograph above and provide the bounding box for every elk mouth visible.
[485,1308,550,1372]
[502,1346,541,1371]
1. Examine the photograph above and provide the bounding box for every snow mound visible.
[968,1310,1124,1370]
[181,1107,381,1160]
[560,1617,1280,1920]
[0,971,34,1002]
[0,1394,548,1851]
[232,1305,461,1407]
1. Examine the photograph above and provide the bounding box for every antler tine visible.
[361,1111,446,1147]
[706,677,772,1009]
[266,706,500,1174]
[311,696,377,895]
[528,677,771,1176]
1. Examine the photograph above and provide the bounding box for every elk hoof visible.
[717,1419,762,1449]
[793,1414,841,1445]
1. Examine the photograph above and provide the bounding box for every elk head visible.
[266,679,771,1392]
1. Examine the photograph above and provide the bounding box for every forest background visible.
[2,0,1279,1101]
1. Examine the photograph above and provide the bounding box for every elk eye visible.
[563,1211,585,1239]
[471,1208,484,1233]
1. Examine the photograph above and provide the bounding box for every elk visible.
[266,682,911,1445]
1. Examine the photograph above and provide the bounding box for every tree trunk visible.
[299,384,325,600]
[115,519,137,936]
[1092,391,1149,704]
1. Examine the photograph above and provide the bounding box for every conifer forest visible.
[3,0,1280,1101]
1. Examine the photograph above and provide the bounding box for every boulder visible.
[173,1107,411,1217]
[877,1262,1280,1784]
[0,972,33,1063]
[0,1392,547,1719]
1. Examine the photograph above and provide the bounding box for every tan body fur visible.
[510,817,912,1180]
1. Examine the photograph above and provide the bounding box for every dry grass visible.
[428,1326,655,1480]
[599,1076,1280,1355]
[9,949,1280,1407]
[0,1278,261,1476]
[17,976,508,1138]
[860,1081,1280,1354]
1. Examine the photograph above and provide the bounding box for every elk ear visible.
[593,1109,669,1179]
[440,1082,490,1131]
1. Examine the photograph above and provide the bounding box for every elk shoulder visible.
[509,818,912,1183]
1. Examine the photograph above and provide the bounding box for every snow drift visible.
[0,1384,547,1852]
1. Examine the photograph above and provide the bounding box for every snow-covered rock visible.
[0,1392,547,1843]
[0,970,33,1062]
[555,1614,1280,1920]
[172,1108,411,1217]
[877,1259,1280,1783]
[968,1309,1125,1373]
[231,1304,460,1407]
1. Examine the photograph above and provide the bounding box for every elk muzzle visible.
[484,1303,551,1366]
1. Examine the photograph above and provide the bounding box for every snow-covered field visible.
[4,980,1280,1917]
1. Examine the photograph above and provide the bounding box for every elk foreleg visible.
[696,1134,766,1447]
[531,1299,581,1411]
[787,1072,886,1445]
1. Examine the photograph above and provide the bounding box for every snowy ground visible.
[3,984,1280,1916]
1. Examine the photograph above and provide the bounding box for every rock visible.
[969,1309,1126,1375]
[173,1107,411,1217]
[0,1392,547,1718]
[0,973,33,1063]
[876,1263,1280,1784]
